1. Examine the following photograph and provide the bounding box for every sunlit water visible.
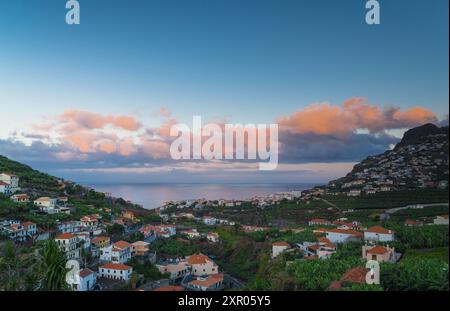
[88,183,314,209]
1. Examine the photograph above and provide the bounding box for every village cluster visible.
[314,133,449,197]
[1,165,449,291]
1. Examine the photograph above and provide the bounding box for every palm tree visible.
[39,239,69,291]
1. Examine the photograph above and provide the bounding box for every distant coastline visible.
[88,182,316,209]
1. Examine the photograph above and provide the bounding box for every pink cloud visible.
[278,98,437,135]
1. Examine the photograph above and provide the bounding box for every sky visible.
[0,0,448,184]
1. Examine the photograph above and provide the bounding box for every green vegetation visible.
[151,239,201,257]
[128,258,166,281]
[385,224,449,251]
[0,239,69,291]
[323,190,449,210]
[381,258,449,291]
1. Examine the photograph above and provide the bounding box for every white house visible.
[98,263,132,282]
[181,229,201,239]
[206,232,219,243]
[100,240,132,264]
[74,268,96,291]
[0,173,20,193]
[58,221,84,234]
[272,241,290,258]
[156,261,191,280]
[364,226,395,242]
[324,228,363,243]
[433,215,449,225]
[362,245,397,263]
[34,197,58,213]
[0,181,12,195]
[187,253,219,276]
[55,233,81,259]
[3,221,37,241]
[10,193,30,203]
[202,216,217,226]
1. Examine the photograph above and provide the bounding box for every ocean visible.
[88,183,315,209]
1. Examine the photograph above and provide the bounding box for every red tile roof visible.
[367,245,389,255]
[99,263,131,271]
[187,253,212,265]
[79,268,94,278]
[91,236,110,243]
[113,240,132,249]
[55,233,76,240]
[153,285,184,292]
[340,266,368,284]
[366,226,394,234]
[189,274,224,287]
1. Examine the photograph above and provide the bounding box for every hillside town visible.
[0,124,449,291]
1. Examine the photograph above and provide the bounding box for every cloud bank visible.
[0,98,445,182]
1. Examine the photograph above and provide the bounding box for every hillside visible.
[0,155,61,194]
[325,123,449,195]
[0,154,147,214]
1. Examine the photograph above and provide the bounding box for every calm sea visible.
[88,183,315,209]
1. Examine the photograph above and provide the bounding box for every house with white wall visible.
[324,228,363,243]
[362,245,397,263]
[188,274,224,291]
[272,241,290,258]
[98,263,132,281]
[0,173,20,193]
[157,261,191,280]
[187,253,219,276]
[74,268,96,291]
[100,240,132,264]
[55,233,81,259]
[433,215,449,225]
[2,221,37,241]
[34,197,58,213]
[364,226,395,242]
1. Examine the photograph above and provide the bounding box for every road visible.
[384,203,449,214]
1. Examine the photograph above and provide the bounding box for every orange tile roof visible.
[340,266,368,284]
[153,285,184,292]
[404,219,423,225]
[367,245,389,255]
[366,226,394,234]
[99,263,131,271]
[79,268,95,278]
[55,233,76,240]
[113,240,132,249]
[91,236,110,243]
[318,237,331,243]
[309,218,331,223]
[323,243,336,249]
[187,253,212,265]
[190,274,224,287]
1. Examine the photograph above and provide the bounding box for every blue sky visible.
[0,0,448,183]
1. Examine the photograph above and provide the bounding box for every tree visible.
[39,239,69,291]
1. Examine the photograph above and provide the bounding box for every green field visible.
[403,247,449,262]
[323,189,449,210]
